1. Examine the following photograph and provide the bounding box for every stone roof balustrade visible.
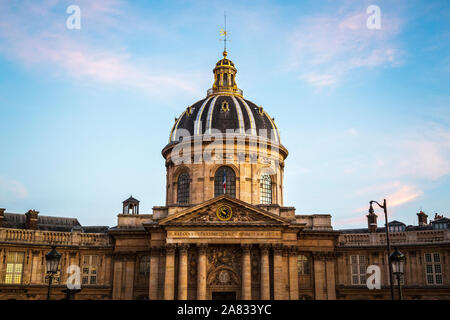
[338,229,450,247]
[0,227,111,247]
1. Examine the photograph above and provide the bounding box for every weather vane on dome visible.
[220,12,230,54]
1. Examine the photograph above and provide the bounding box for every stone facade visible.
[0,51,449,300]
[2,205,448,300]
[0,226,112,299]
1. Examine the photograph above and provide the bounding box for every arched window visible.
[214,166,236,197]
[297,255,310,275]
[260,174,272,204]
[177,172,190,204]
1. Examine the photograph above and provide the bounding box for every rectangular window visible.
[5,252,25,284]
[139,256,150,276]
[82,255,98,285]
[350,255,367,285]
[425,253,443,285]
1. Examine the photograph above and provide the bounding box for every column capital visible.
[324,251,337,260]
[197,243,208,255]
[312,251,323,260]
[287,246,299,255]
[112,252,135,260]
[178,244,190,254]
[241,244,252,254]
[165,244,176,255]
[150,246,163,256]
[272,244,284,254]
[259,244,270,254]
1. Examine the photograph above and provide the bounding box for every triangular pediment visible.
[159,195,290,225]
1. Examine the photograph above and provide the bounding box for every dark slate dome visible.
[169,95,280,143]
[168,51,280,144]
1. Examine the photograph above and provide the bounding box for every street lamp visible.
[390,247,405,300]
[369,199,395,300]
[45,246,61,300]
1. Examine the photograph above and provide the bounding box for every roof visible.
[339,216,450,234]
[123,196,140,204]
[2,212,108,233]
[389,220,406,225]
[169,95,280,143]
[433,217,450,223]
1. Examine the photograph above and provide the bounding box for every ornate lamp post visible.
[390,247,405,300]
[45,246,61,300]
[369,199,395,300]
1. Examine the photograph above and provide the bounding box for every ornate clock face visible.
[216,205,233,221]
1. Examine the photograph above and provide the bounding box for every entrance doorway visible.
[212,291,236,300]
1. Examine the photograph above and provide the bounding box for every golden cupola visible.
[208,50,243,97]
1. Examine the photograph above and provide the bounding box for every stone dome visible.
[168,51,280,144]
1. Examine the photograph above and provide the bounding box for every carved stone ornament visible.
[209,268,239,286]
[218,270,231,284]
[208,246,241,269]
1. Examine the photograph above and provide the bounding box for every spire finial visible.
[220,12,230,55]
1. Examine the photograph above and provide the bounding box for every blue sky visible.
[0,0,449,228]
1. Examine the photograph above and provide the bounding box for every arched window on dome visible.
[177,172,190,204]
[260,174,272,204]
[214,166,236,198]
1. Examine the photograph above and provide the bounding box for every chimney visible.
[367,210,378,233]
[0,208,5,228]
[434,213,443,220]
[25,209,39,230]
[417,211,428,226]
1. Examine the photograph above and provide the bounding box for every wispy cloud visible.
[0,177,28,201]
[375,124,450,181]
[0,0,203,99]
[288,8,402,87]
[332,121,450,227]
[335,182,423,227]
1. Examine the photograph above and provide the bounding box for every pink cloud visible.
[371,125,450,181]
[0,1,204,100]
[288,9,403,87]
[334,215,367,227]
[335,182,423,227]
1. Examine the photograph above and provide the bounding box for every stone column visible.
[242,244,252,300]
[112,254,124,300]
[164,245,176,300]
[260,245,270,300]
[273,244,284,300]
[288,246,299,300]
[197,244,208,300]
[313,252,326,300]
[149,247,160,300]
[282,248,289,299]
[178,245,189,300]
[0,249,4,283]
[124,254,136,300]
[325,253,336,300]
